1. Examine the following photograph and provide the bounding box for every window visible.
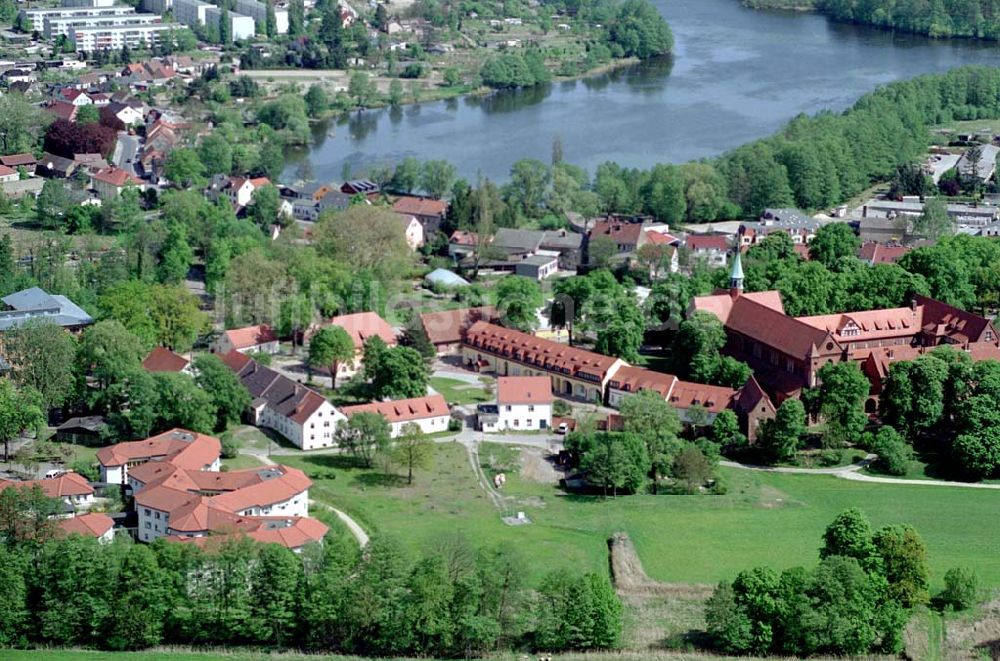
[528,405,535,412]
[144,508,150,516]
[155,512,160,520]
[505,405,512,411]
[514,419,520,427]
[144,522,151,529]
[987,331,995,341]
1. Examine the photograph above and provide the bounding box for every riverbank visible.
[741,0,816,10]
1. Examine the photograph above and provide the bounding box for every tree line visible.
[706,508,978,656]
[819,0,1000,41]
[0,486,622,656]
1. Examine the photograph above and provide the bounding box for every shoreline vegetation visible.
[742,0,1000,41]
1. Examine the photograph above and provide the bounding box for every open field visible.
[280,442,1000,590]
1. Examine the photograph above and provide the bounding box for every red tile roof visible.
[97,428,221,470]
[589,220,645,246]
[91,166,142,188]
[496,376,553,405]
[45,100,78,121]
[0,153,36,167]
[607,365,678,397]
[142,347,190,373]
[57,513,114,539]
[341,393,450,423]
[449,230,479,246]
[392,195,448,217]
[0,164,17,178]
[0,472,93,499]
[464,321,621,382]
[686,234,730,251]
[858,241,911,264]
[420,306,497,347]
[327,312,397,350]
[645,230,680,246]
[223,324,277,350]
[668,380,737,413]
[691,290,785,325]
[207,465,312,513]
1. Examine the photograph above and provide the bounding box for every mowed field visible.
[278,441,1000,590]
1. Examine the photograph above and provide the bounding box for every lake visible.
[286,0,1000,183]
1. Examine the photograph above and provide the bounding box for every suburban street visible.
[113,132,140,176]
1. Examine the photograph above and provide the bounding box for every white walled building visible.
[211,324,279,355]
[70,22,174,50]
[235,0,288,33]
[172,0,212,27]
[479,376,552,432]
[340,394,451,438]
[222,351,347,450]
[62,0,118,7]
[141,0,172,13]
[44,11,160,39]
[205,6,255,42]
[20,5,134,31]
[97,428,221,485]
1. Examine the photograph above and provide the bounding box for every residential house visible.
[211,324,279,355]
[0,287,93,332]
[478,376,552,432]
[858,241,911,265]
[0,165,18,184]
[587,219,648,261]
[60,88,93,106]
[392,195,448,236]
[0,153,37,173]
[90,166,143,199]
[692,253,1000,408]
[397,214,425,250]
[105,100,144,126]
[57,512,115,543]
[448,230,480,260]
[222,351,346,450]
[686,234,729,267]
[318,311,397,378]
[419,305,497,354]
[341,394,451,437]
[739,208,825,246]
[142,347,192,375]
[0,471,95,512]
[36,152,77,179]
[44,100,78,122]
[96,428,222,484]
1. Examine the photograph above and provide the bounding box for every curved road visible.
[721,455,1000,490]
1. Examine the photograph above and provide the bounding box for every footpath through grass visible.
[279,442,1000,590]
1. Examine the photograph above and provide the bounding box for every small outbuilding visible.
[424,268,470,289]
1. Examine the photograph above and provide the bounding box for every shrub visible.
[70,460,97,482]
[220,436,240,459]
[940,567,979,610]
[870,426,912,476]
[448,418,463,432]
[552,398,572,417]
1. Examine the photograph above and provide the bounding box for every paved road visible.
[114,132,140,176]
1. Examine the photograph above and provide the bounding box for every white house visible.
[90,166,143,200]
[480,376,552,432]
[0,165,19,184]
[222,351,347,450]
[0,471,95,511]
[96,428,221,484]
[340,394,451,438]
[397,214,425,251]
[57,512,115,543]
[211,324,279,355]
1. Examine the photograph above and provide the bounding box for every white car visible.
[555,423,568,435]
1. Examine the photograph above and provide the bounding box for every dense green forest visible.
[743,0,1000,41]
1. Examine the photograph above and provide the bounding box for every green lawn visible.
[279,442,1000,590]
[428,376,493,405]
[220,454,266,471]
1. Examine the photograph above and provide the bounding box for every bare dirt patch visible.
[520,447,561,485]
[943,597,1000,659]
[609,532,714,599]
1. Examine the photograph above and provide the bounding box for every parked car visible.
[555,423,568,435]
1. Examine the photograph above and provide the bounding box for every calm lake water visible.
[286,0,1000,183]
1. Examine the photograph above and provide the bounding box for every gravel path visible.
[722,454,1000,489]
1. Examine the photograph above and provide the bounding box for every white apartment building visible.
[46,12,160,39]
[20,5,134,31]
[141,0,172,13]
[235,0,288,33]
[69,22,173,50]
[206,6,255,41]
[172,0,212,27]
[61,0,118,7]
